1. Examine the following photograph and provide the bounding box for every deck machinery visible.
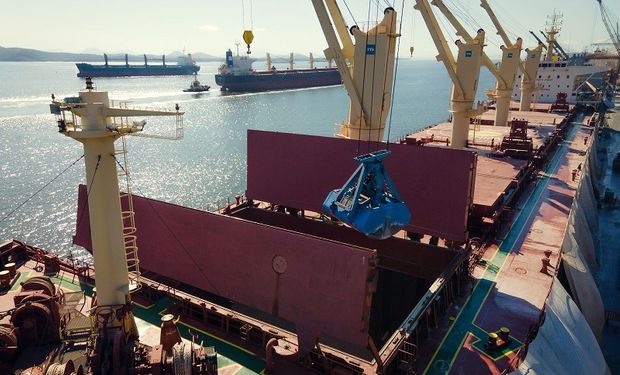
[0,80,222,374]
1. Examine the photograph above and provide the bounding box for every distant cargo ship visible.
[76,53,200,77]
[215,49,341,92]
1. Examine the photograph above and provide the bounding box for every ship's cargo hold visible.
[322,150,411,239]
[74,186,377,351]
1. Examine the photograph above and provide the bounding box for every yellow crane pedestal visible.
[520,44,544,111]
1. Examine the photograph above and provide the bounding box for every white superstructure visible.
[512,11,609,105]
[512,60,608,104]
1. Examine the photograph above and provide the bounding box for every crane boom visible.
[431,0,504,86]
[539,31,568,59]
[415,0,486,147]
[529,31,547,51]
[479,0,512,47]
[312,0,400,141]
[596,0,620,56]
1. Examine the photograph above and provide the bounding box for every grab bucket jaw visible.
[322,150,411,240]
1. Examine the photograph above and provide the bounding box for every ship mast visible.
[51,79,183,348]
[544,10,563,61]
[311,0,400,141]
[414,0,485,148]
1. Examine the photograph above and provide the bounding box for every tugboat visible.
[183,74,210,92]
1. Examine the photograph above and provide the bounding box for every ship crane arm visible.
[311,0,367,121]
[596,0,620,56]
[431,0,506,88]
[480,0,512,47]
[103,108,185,118]
[540,31,569,59]
[415,0,486,146]
[312,0,400,141]
[529,31,547,51]
[325,0,355,61]
[414,0,463,97]
[480,0,528,76]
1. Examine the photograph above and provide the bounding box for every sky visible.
[1,0,619,59]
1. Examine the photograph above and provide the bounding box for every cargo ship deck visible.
[410,108,599,374]
[1,102,610,374]
[0,253,269,374]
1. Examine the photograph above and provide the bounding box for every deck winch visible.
[322,150,411,240]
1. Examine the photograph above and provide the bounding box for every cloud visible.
[198,25,219,32]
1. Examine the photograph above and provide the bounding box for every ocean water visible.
[0,60,494,258]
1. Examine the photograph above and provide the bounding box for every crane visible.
[311,0,399,141]
[480,0,543,113]
[414,0,486,148]
[529,31,548,51]
[50,78,184,367]
[432,0,521,127]
[539,30,569,60]
[596,0,620,56]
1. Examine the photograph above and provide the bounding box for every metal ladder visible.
[397,339,417,374]
[115,134,141,291]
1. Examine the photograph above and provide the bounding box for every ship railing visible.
[52,105,82,131]
[501,113,600,373]
[111,100,178,113]
[108,101,184,140]
[136,274,372,373]
[205,193,247,213]
[377,248,471,371]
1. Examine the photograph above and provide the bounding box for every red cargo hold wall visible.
[74,186,376,351]
[246,130,477,242]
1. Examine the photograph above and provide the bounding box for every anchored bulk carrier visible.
[215,49,341,92]
[76,53,200,77]
[1,1,619,375]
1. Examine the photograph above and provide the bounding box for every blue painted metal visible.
[322,150,411,240]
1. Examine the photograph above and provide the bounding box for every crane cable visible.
[241,0,254,30]
[342,0,358,26]
[0,154,84,224]
[352,0,375,156]
[385,0,406,147]
[112,156,222,296]
[366,0,382,152]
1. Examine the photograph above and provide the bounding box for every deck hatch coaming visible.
[246,130,477,243]
[74,185,376,351]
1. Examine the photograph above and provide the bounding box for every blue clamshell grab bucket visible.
[322,150,411,240]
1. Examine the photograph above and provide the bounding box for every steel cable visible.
[0,154,84,224]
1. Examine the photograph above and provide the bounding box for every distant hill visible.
[0,46,223,62]
[0,46,102,62]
